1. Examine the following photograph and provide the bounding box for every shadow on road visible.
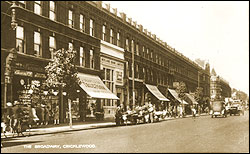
[2,138,42,148]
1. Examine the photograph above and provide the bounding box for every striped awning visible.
[145,84,170,101]
[168,89,188,104]
[78,73,119,100]
[185,93,199,105]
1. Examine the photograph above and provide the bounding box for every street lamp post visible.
[132,40,135,109]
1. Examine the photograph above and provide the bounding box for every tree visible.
[176,81,187,103]
[176,81,187,114]
[194,87,203,105]
[44,48,80,128]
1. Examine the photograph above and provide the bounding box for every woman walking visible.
[54,105,59,125]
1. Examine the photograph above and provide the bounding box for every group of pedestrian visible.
[2,101,61,136]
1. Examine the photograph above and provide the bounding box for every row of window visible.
[17,1,95,37]
[16,25,94,69]
[16,1,200,82]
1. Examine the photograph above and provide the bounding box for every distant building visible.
[210,68,231,100]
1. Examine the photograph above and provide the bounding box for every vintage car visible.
[211,101,227,118]
[229,100,244,116]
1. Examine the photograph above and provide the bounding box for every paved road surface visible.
[2,111,249,153]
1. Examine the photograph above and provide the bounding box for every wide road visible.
[2,111,249,153]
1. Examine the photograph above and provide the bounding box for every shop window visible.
[34,31,42,57]
[34,1,42,15]
[90,19,94,36]
[68,10,74,28]
[16,26,25,53]
[80,14,85,32]
[103,67,115,107]
[80,46,85,67]
[106,69,110,81]
[49,36,56,59]
[102,25,106,41]
[49,1,56,21]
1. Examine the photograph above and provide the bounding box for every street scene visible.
[1,111,249,153]
[1,1,249,153]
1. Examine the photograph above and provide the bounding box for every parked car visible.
[211,101,227,118]
[229,100,244,116]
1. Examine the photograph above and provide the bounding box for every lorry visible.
[211,101,227,118]
[229,100,244,116]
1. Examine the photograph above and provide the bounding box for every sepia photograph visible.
[1,1,249,153]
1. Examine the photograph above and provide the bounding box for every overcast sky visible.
[105,1,249,95]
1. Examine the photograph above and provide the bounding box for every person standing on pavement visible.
[192,105,196,118]
[44,106,50,126]
[54,105,59,125]
[29,104,39,128]
[179,105,183,118]
[148,104,154,123]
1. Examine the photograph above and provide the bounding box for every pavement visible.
[1,113,208,139]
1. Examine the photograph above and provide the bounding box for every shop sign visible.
[14,69,33,77]
[101,57,124,69]
[116,71,123,85]
[34,73,46,79]
[14,62,44,72]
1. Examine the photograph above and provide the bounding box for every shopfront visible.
[168,89,188,114]
[77,72,119,120]
[10,58,60,123]
[145,84,170,110]
[100,40,125,118]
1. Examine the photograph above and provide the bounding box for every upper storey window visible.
[68,10,74,28]
[34,31,42,57]
[49,36,56,59]
[16,26,25,53]
[17,1,25,8]
[49,1,56,21]
[80,14,85,32]
[125,38,129,51]
[110,29,114,44]
[102,25,106,41]
[90,19,94,37]
[117,32,121,47]
[34,1,42,15]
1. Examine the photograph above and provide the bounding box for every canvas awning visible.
[78,73,119,100]
[185,93,198,105]
[145,84,170,101]
[168,89,188,104]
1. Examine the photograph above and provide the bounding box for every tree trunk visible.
[68,99,72,129]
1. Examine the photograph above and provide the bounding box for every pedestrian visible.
[148,104,154,123]
[41,104,45,125]
[36,104,43,126]
[192,105,196,118]
[180,105,183,118]
[44,106,50,125]
[30,104,39,127]
[54,105,59,125]
[115,106,122,126]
